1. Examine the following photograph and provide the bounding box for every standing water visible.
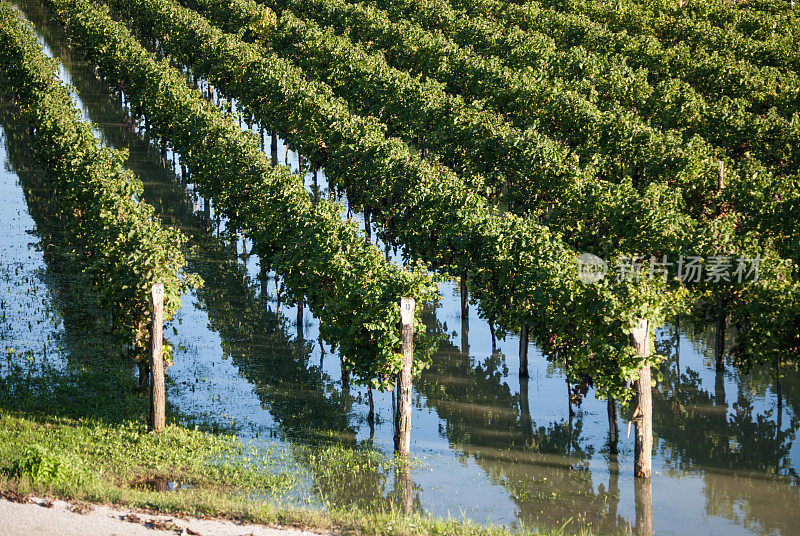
[1,2,798,535]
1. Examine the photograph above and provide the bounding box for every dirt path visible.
[0,494,327,536]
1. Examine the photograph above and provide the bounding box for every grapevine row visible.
[264,0,800,269]
[0,1,194,362]
[526,0,800,74]
[264,0,732,217]
[75,0,684,401]
[120,0,799,363]
[180,0,587,209]
[42,0,441,387]
[446,0,800,121]
[227,0,797,266]
[177,0,714,266]
[241,0,800,365]
[367,0,800,177]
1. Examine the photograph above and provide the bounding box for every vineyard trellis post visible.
[519,324,529,377]
[149,283,166,433]
[608,398,618,453]
[632,318,652,479]
[394,297,415,456]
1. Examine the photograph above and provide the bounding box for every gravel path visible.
[0,493,327,536]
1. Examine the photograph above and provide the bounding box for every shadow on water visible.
[653,362,800,535]
[7,6,398,512]
[416,312,627,534]
[5,1,800,534]
[0,93,149,426]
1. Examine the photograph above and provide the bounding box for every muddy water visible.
[1,3,799,535]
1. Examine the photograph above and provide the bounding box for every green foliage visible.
[368,0,800,178]
[40,0,439,389]
[0,2,196,363]
[241,0,800,385]
[4,445,65,484]
[97,0,800,400]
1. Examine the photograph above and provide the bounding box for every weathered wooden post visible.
[519,373,532,444]
[367,385,375,424]
[296,298,304,345]
[608,398,618,454]
[394,297,415,456]
[340,356,350,392]
[489,315,497,353]
[631,319,652,479]
[149,283,166,433]
[714,296,726,371]
[460,272,468,319]
[519,324,529,377]
[460,273,469,355]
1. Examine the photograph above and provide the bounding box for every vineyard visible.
[0,0,799,535]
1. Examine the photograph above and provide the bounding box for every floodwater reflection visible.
[5,2,800,534]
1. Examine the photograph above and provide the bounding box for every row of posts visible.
[148,289,652,469]
[146,284,417,459]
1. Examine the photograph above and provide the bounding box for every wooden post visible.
[460,273,468,319]
[714,296,726,371]
[608,397,618,454]
[364,210,372,241]
[567,377,574,417]
[394,297,415,456]
[461,313,469,356]
[489,316,497,353]
[340,356,349,392]
[313,169,319,206]
[519,324,529,377]
[632,319,653,479]
[296,298,304,345]
[149,283,166,433]
[260,264,268,305]
[368,385,375,442]
[368,385,375,424]
[519,373,532,444]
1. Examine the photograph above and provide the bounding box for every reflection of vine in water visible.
[6,15,400,512]
[415,312,626,533]
[654,362,800,535]
[189,236,394,512]
[0,94,150,424]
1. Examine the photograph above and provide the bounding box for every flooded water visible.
[2,2,800,535]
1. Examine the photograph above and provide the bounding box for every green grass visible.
[0,346,595,536]
[0,411,594,536]
[0,240,593,536]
